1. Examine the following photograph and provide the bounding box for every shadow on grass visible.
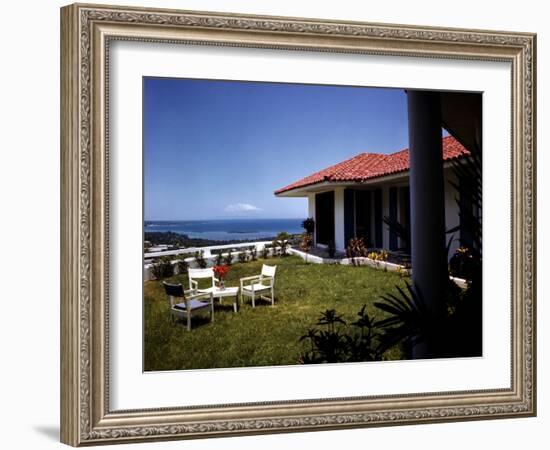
[240,298,274,308]
[173,315,211,330]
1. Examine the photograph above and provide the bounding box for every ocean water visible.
[144,218,303,241]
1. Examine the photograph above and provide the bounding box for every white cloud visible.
[224,203,262,213]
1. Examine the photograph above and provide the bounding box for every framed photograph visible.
[60,3,536,446]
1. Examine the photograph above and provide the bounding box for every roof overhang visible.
[275,170,410,197]
[441,92,482,152]
[274,160,461,197]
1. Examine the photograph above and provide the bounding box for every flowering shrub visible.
[299,232,313,263]
[367,250,388,262]
[346,237,367,257]
[300,232,312,251]
[346,237,368,266]
[396,265,411,278]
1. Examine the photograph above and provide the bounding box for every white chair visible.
[240,264,277,307]
[188,268,218,295]
[163,281,214,331]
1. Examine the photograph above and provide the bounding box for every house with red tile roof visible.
[275,135,472,257]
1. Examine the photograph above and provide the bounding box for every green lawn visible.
[144,255,406,371]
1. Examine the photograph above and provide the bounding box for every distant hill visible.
[144,231,278,249]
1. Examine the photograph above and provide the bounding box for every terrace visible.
[144,255,408,371]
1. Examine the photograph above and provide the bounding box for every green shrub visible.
[223,251,233,266]
[176,256,189,275]
[238,250,249,264]
[150,256,174,280]
[299,306,384,364]
[194,250,208,269]
[273,232,291,256]
[302,217,315,233]
[374,278,481,358]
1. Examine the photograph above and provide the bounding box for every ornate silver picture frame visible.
[60,3,536,446]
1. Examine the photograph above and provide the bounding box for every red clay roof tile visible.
[274,135,469,195]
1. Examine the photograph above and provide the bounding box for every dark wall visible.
[315,191,335,245]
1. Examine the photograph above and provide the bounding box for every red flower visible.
[213,265,230,280]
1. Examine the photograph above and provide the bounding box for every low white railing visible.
[288,247,408,271]
[144,241,272,260]
[144,241,274,281]
[287,248,467,288]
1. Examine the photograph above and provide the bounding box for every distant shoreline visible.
[144,231,251,248]
[144,218,304,244]
[144,230,301,249]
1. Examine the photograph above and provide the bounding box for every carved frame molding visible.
[60,3,536,446]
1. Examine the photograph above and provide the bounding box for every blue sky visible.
[143,78,410,220]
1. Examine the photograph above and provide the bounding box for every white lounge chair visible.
[240,264,277,307]
[188,268,218,295]
[163,281,214,331]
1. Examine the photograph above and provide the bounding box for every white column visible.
[334,187,346,251]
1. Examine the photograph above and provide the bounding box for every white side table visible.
[211,286,240,313]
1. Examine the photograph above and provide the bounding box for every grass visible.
[144,255,407,371]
